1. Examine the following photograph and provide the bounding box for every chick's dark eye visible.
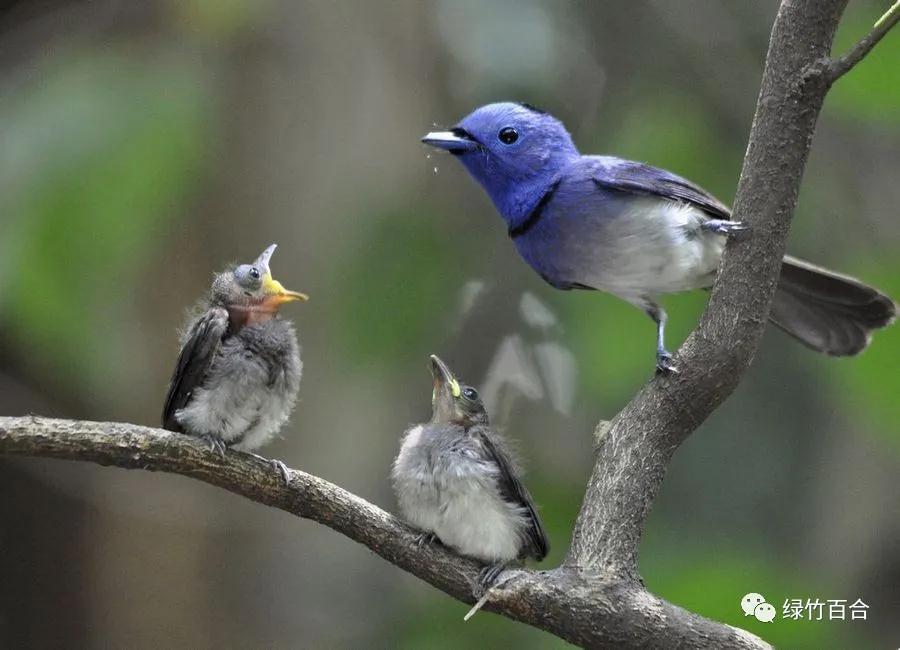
[249,267,260,280]
[498,127,518,145]
[463,387,478,400]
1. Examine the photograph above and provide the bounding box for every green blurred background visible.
[0,1,897,648]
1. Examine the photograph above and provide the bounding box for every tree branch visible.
[828,0,900,82]
[0,416,768,649]
[568,0,850,577]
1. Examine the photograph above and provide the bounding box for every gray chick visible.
[162,244,307,473]
[392,355,549,593]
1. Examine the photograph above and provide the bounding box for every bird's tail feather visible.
[769,256,896,356]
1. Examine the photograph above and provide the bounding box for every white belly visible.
[392,425,526,563]
[576,199,724,298]
[433,482,526,562]
[175,335,301,451]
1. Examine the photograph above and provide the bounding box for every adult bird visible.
[392,355,549,594]
[422,102,896,373]
[162,244,307,477]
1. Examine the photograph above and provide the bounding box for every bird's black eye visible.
[498,127,518,145]
[462,387,478,400]
[249,267,261,280]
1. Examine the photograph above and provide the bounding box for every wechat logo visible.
[741,593,776,623]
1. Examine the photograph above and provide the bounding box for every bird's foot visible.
[200,434,227,459]
[701,219,750,236]
[247,453,293,486]
[466,566,520,620]
[656,349,679,375]
[271,459,291,486]
[415,532,439,548]
[473,563,506,599]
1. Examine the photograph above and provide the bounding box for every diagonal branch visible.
[0,415,769,649]
[828,0,900,82]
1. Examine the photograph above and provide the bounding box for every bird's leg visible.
[248,452,292,486]
[200,434,228,459]
[474,563,507,598]
[415,532,439,548]
[465,566,522,621]
[642,300,678,374]
[701,219,750,236]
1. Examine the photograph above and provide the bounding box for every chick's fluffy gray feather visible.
[164,307,302,451]
[392,423,548,563]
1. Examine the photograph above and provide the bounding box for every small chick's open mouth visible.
[255,243,309,308]
[261,275,309,306]
[429,354,460,397]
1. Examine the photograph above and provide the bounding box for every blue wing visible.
[590,157,732,220]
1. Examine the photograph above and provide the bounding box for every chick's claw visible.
[474,563,506,598]
[415,532,439,548]
[271,459,292,486]
[201,434,227,458]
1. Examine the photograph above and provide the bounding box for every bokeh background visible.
[1,1,898,648]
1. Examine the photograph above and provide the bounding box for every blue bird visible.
[423,102,896,373]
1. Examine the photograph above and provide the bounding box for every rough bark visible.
[1,1,895,647]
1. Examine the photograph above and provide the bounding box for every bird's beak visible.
[430,354,461,398]
[262,275,309,306]
[421,127,479,154]
[256,243,309,307]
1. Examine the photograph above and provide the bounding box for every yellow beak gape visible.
[262,272,309,302]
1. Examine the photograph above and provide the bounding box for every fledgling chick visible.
[392,355,549,593]
[162,244,307,475]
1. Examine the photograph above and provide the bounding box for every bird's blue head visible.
[422,102,579,227]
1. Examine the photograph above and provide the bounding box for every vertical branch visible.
[567,0,850,575]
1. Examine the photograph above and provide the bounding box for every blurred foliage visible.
[605,87,742,199]
[333,208,461,367]
[641,542,844,649]
[830,264,900,451]
[171,0,268,41]
[830,6,900,126]
[0,50,211,395]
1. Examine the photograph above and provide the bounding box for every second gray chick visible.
[392,355,549,592]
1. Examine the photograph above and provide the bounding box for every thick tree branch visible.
[0,416,769,649]
[568,0,851,578]
[828,0,900,82]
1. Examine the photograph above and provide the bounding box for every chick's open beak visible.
[254,243,308,307]
[262,273,309,306]
[429,354,460,398]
